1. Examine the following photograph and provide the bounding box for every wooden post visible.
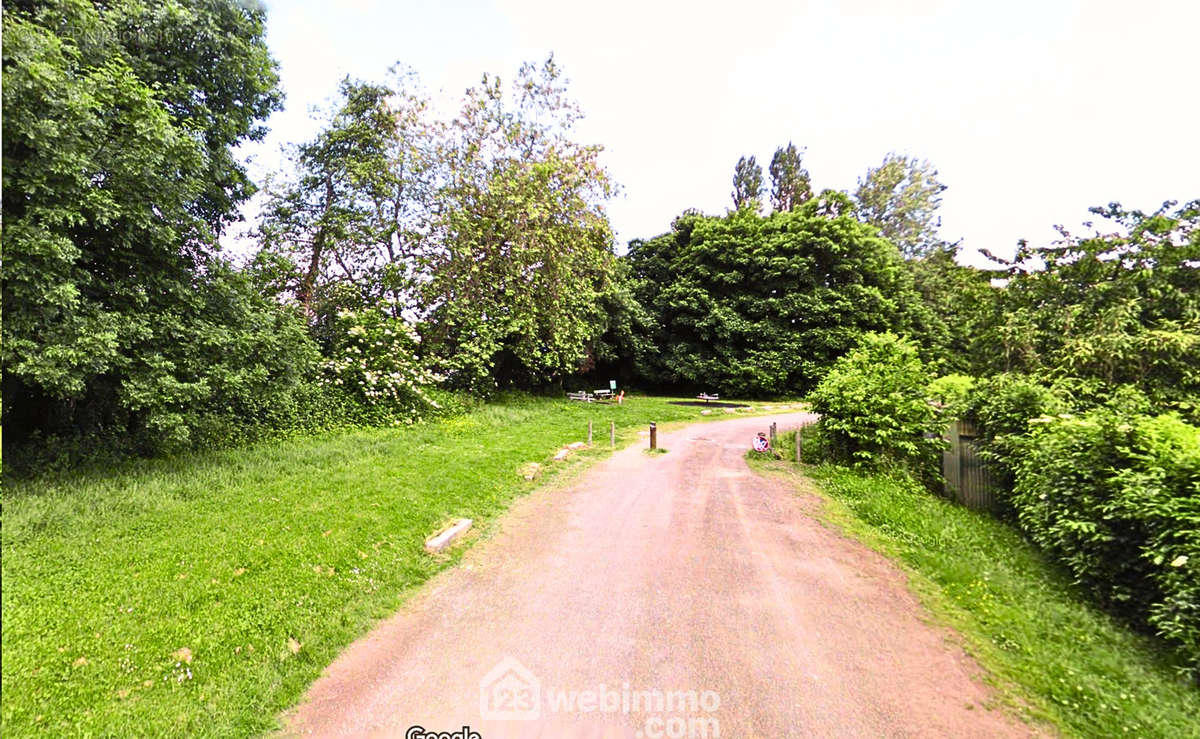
[610,421,616,448]
[588,419,593,445]
[770,422,777,448]
[795,426,802,464]
[649,422,657,450]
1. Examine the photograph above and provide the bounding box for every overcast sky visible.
[235,0,1199,265]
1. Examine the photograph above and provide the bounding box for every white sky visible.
[234,0,1200,265]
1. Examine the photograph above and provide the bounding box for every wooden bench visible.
[697,393,720,404]
[593,389,613,402]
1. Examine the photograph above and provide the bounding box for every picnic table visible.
[567,389,624,404]
[697,393,720,404]
[568,389,624,404]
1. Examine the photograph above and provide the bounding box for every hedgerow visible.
[963,373,1065,490]
[818,359,1200,677]
[1008,410,1200,678]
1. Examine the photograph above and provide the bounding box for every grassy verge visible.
[751,439,1200,738]
[1,394,798,736]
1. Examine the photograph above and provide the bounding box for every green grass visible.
[1,394,795,736]
[752,437,1200,738]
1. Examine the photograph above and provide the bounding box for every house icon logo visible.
[479,656,541,720]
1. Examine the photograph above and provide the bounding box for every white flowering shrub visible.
[322,308,441,422]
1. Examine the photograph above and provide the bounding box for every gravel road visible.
[284,411,1033,738]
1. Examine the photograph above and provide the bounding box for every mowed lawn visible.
[2,394,754,736]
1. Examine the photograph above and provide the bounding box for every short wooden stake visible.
[649,422,657,450]
[770,422,777,448]
[610,421,615,448]
[588,419,593,445]
[795,426,802,464]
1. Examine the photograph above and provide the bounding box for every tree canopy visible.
[253,57,620,392]
[854,153,947,258]
[769,142,812,212]
[256,71,439,321]
[977,200,1200,408]
[425,59,620,389]
[731,155,764,212]
[626,193,924,396]
[2,0,299,453]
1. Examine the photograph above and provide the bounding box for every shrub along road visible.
[285,412,1032,737]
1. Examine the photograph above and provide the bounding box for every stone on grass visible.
[424,518,473,553]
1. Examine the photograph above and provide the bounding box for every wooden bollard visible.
[588,420,593,445]
[770,422,777,448]
[795,426,802,463]
[610,421,615,448]
[650,422,657,450]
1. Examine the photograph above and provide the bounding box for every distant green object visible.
[609,380,617,391]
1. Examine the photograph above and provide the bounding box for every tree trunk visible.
[298,176,335,319]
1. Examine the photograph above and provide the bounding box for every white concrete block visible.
[424,518,473,553]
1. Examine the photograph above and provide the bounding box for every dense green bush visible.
[813,357,1200,675]
[808,333,944,476]
[928,373,975,418]
[1009,411,1200,677]
[963,373,1064,487]
[966,374,1063,439]
[3,262,325,464]
[2,0,289,462]
[181,306,459,453]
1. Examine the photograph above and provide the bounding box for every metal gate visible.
[942,420,997,511]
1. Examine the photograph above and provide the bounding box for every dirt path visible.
[284,412,1033,738]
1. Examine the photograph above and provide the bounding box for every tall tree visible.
[905,244,998,374]
[854,153,947,258]
[107,0,283,228]
[731,155,764,212]
[256,70,440,321]
[768,142,812,212]
[626,194,924,396]
[2,0,304,453]
[425,57,619,390]
[255,57,619,392]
